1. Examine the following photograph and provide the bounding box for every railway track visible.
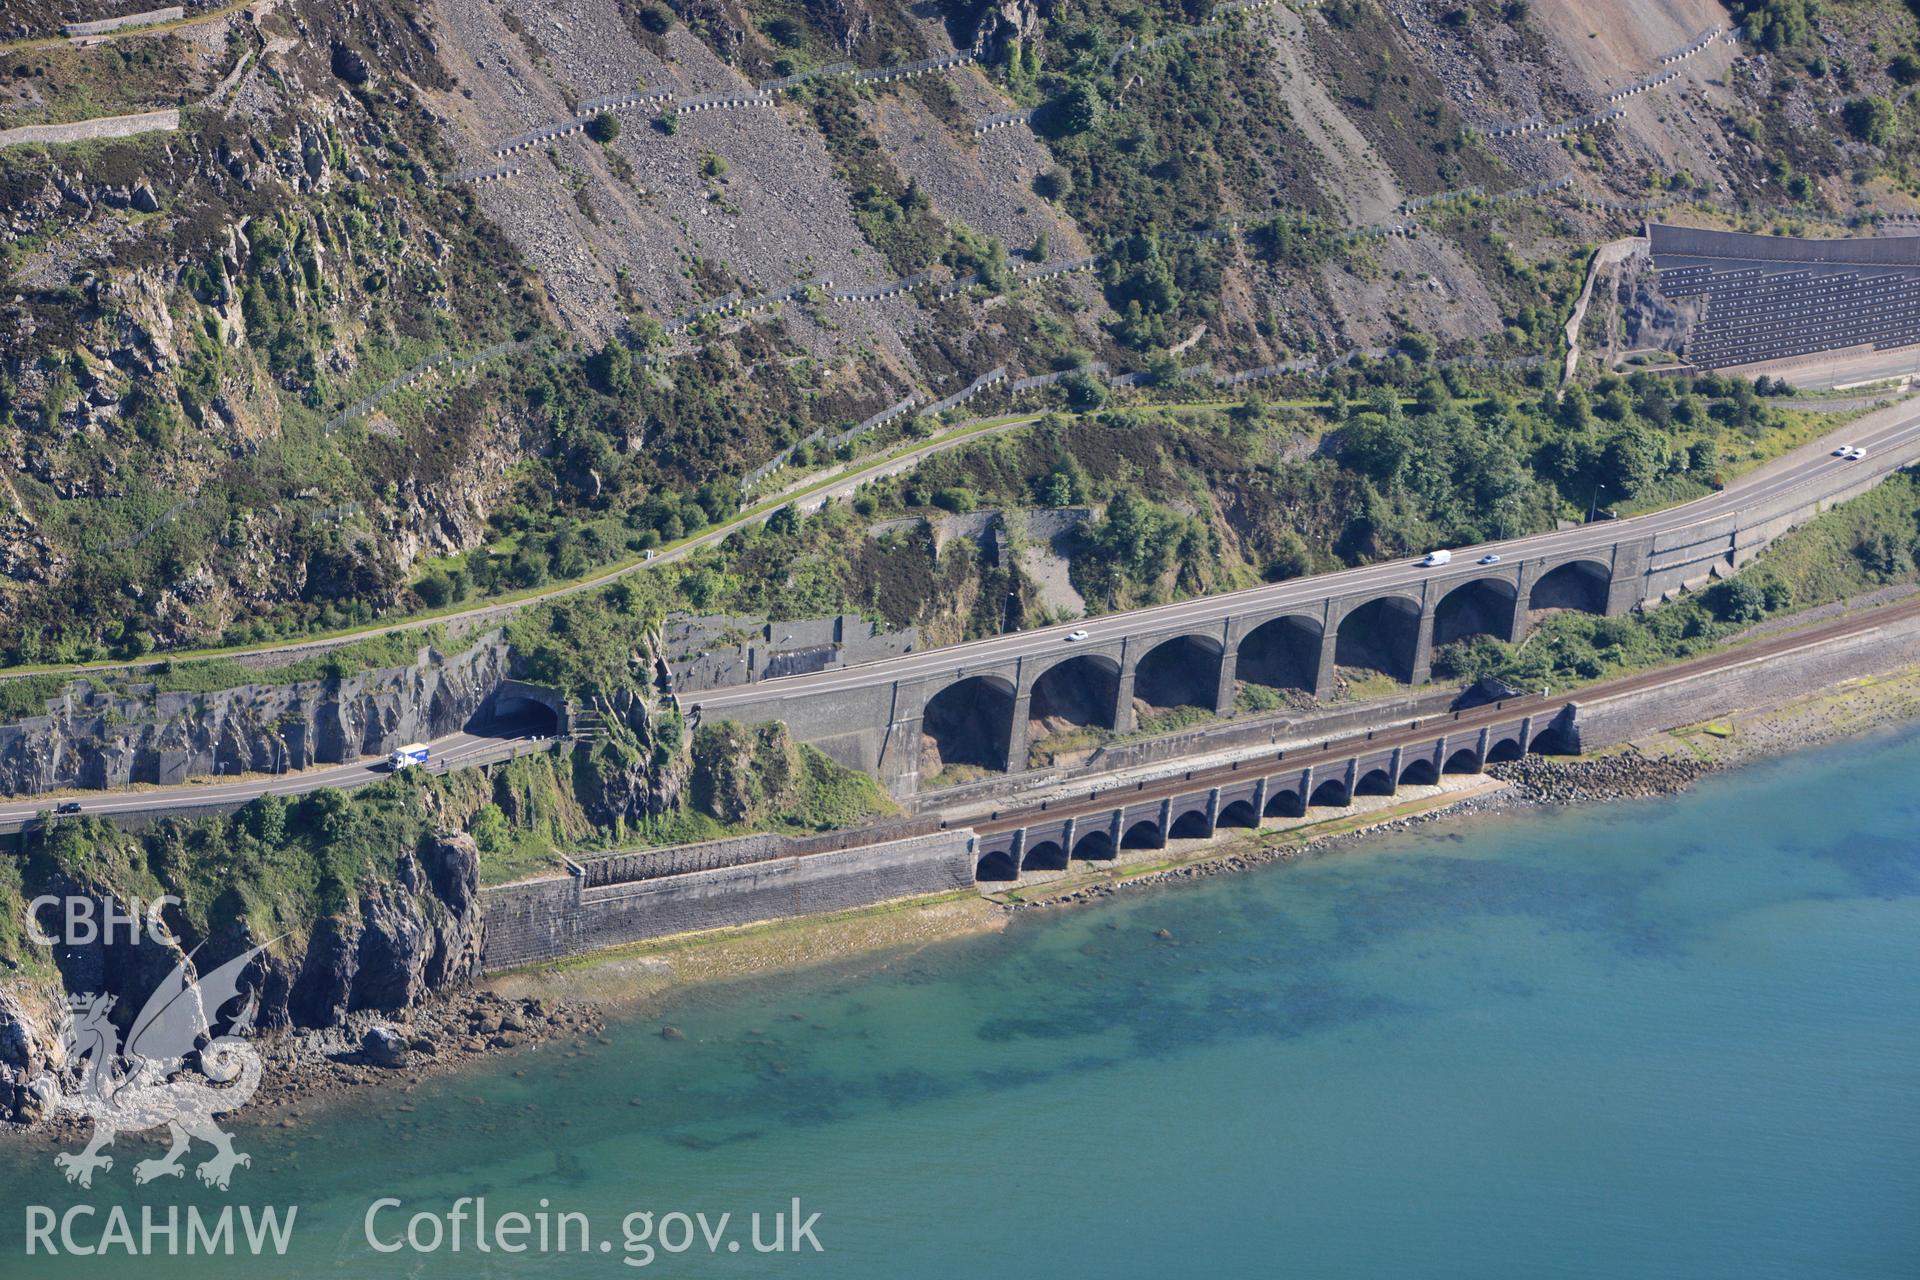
[967,594,1920,837]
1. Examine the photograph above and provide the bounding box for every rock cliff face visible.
[569,685,689,829]
[287,831,487,1026]
[0,830,487,1124]
[0,635,514,797]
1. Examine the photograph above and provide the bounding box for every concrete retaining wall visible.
[480,829,976,969]
[1569,607,1920,748]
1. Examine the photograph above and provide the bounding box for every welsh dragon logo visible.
[28,942,272,1191]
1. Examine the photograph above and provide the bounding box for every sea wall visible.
[0,633,513,795]
[1568,607,1920,748]
[480,829,976,970]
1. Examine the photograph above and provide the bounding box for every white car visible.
[1478,553,1502,565]
[1846,446,1868,460]
[1832,445,1853,457]
[1064,629,1089,642]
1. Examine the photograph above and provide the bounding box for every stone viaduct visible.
[693,531,1650,797]
[969,703,1559,880]
[687,419,1920,797]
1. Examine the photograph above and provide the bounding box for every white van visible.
[1422,549,1453,567]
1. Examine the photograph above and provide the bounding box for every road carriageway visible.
[959,593,1920,880]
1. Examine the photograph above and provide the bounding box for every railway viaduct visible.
[688,404,1920,797]
[968,702,1559,879]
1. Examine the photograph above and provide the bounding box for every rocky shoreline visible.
[5,985,607,1149]
[10,665,1920,1133]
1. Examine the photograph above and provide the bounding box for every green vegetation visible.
[0,745,616,978]
[689,720,895,832]
[675,366,1811,626]
[1434,469,1920,690]
[586,111,621,144]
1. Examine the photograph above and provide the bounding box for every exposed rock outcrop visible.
[0,829,488,1122]
[0,635,513,797]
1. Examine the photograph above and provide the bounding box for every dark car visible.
[54,801,82,815]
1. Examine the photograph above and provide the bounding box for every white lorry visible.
[1422,549,1453,567]
[389,742,430,769]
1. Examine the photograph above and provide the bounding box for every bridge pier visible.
[1409,605,1439,686]
[1212,646,1239,714]
[1112,664,1137,734]
[1006,691,1032,773]
[1312,616,1340,698]
[1603,538,1651,615]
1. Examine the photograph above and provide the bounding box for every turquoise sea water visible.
[5,727,1920,1278]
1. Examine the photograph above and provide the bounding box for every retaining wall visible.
[480,829,976,969]
[0,108,178,151]
[1569,606,1920,748]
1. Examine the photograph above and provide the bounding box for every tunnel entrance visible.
[1529,560,1610,615]
[1399,758,1440,787]
[1486,738,1524,763]
[1122,819,1165,849]
[976,850,1018,882]
[1028,655,1122,762]
[1134,635,1226,713]
[478,680,566,737]
[1334,596,1423,683]
[1443,748,1482,774]
[921,675,1017,777]
[1237,615,1323,695]
[1021,840,1067,872]
[1072,829,1117,861]
[1433,579,1518,648]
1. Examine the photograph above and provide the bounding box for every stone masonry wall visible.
[1569,608,1920,749]
[479,830,976,969]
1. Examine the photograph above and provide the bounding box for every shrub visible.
[586,112,620,144]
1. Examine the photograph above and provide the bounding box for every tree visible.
[1062,370,1106,411]
[586,112,620,145]
[1046,85,1103,136]
[1263,532,1313,582]
[468,803,510,855]
[933,487,977,514]
[241,795,287,844]
[416,569,455,608]
[1712,577,1767,622]
[1843,96,1895,146]
[1854,531,1915,578]
[589,340,633,395]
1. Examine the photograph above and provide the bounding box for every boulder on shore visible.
[362,1026,409,1068]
